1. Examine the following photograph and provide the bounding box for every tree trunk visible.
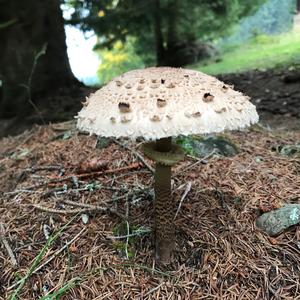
[153,0,166,66]
[166,0,179,53]
[165,0,183,67]
[0,0,77,118]
[152,0,182,67]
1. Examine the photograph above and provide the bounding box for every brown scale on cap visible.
[166,82,175,88]
[222,85,229,92]
[203,93,214,102]
[87,117,96,123]
[125,83,132,89]
[236,104,244,112]
[81,99,89,107]
[192,112,201,117]
[121,115,132,123]
[118,102,131,113]
[110,117,116,123]
[215,107,227,113]
[157,98,167,108]
[150,115,161,122]
[149,79,160,89]
[137,84,144,90]
[116,80,123,87]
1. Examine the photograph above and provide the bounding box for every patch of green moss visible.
[112,223,150,259]
[272,143,300,157]
[176,135,238,158]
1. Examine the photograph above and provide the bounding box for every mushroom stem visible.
[154,137,174,263]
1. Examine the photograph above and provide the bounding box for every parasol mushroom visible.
[76,67,259,263]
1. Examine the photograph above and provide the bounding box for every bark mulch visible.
[0,122,300,299]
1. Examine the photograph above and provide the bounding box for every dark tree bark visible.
[152,0,198,67]
[0,0,77,118]
[166,0,179,53]
[297,0,300,12]
[153,0,166,66]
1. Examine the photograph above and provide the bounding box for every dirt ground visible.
[218,68,300,130]
[220,68,300,118]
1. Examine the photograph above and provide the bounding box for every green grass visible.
[9,216,79,300]
[193,29,300,75]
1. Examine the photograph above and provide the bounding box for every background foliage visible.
[221,0,296,48]
[67,0,267,66]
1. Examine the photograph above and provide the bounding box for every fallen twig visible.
[125,194,130,259]
[174,181,192,220]
[6,163,141,195]
[107,229,151,240]
[173,149,217,176]
[31,203,125,219]
[23,165,64,173]
[0,223,18,267]
[144,282,164,297]
[114,139,154,173]
[47,162,141,182]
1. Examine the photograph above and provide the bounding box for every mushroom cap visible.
[76,67,259,140]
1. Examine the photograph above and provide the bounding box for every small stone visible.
[176,135,238,158]
[43,224,51,240]
[256,204,300,236]
[81,213,89,224]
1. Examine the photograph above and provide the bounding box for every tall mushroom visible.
[76,67,258,263]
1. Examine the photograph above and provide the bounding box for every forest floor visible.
[0,66,300,299]
[218,67,300,130]
[0,119,300,299]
